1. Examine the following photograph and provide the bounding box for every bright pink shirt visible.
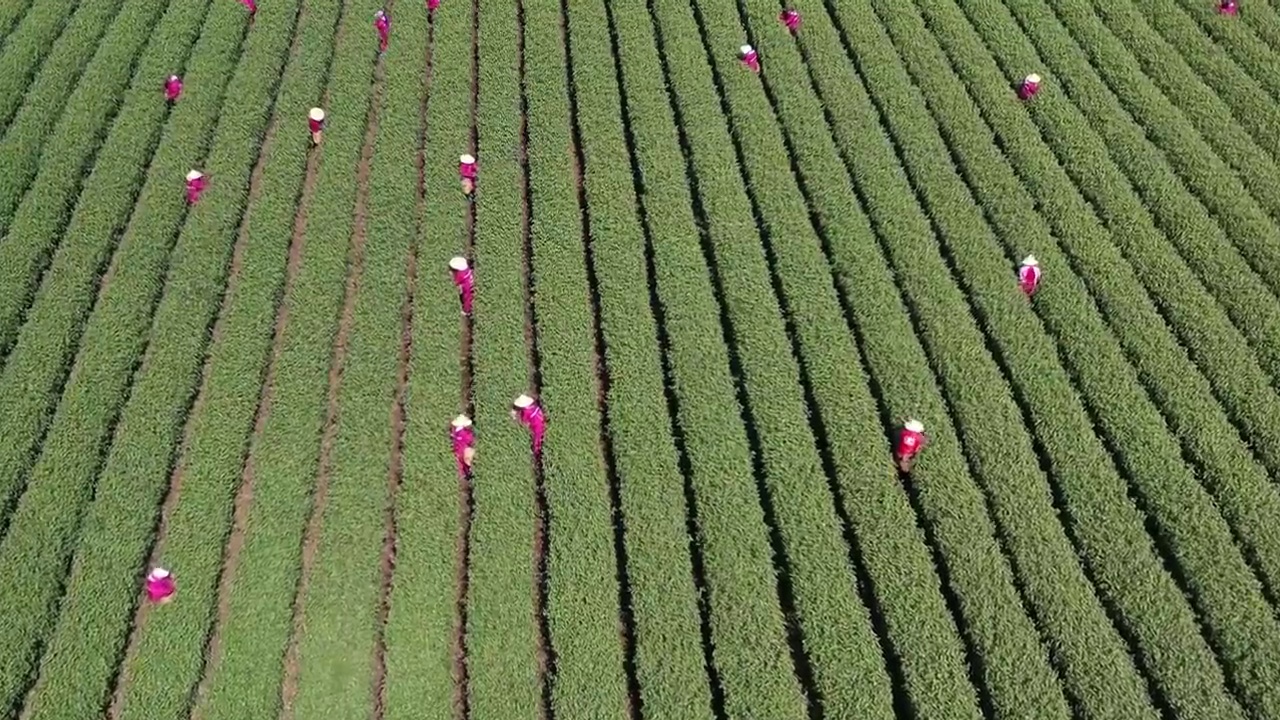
[164,77,183,101]
[145,575,176,602]
[896,429,925,458]
[780,10,800,30]
[1019,264,1041,294]
[309,117,324,133]
[459,161,477,180]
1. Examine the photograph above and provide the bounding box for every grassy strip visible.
[0,6,232,719]
[0,0,172,361]
[682,0,1063,714]
[860,0,1267,714]
[1034,0,1280,378]
[523,0,631,715]
[0,4,250,708]
[289,4,419,717]
[615,6,979,718]
[383,2,465,718]
[1097,0,1280,165]
[774,0,1164,714]
[1237,0,1280,59]
[1,0,295,716]
[1045,0,1280,301]
[0,0,80,133]
[815,0,1242,714]
[560,0,719,715]
[168,1,348,718]
[879,0,1280,624]
[0,0,134,242]
[0,0,220,541]
[941,0,1280,714]
[464,0,543,710]
[1162,0,1280,162]
[911,0,1262,713]
[576,0,817,710]
[0,0,37,45]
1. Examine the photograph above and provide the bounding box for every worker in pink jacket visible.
[895,419,927,473]
[459,154,477,196]
[1219,0,1238,14]
[374,10,390,52]
[185,170,207,204]
[308,107,325,145]
[740,44,760,73]
[164,74,183,102]
[512,394,546,458]
[449,256,475,314]
[240,0,256,14]
[145,567,176,604]
[1018,255,1041,296]
[779,8,800,33]
[451,415,476,476]
[1018,73,1041,100]
[427,0,440,12]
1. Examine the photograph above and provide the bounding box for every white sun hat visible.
[513,394,534,408]
[904,419,924,433]
[1022,254,1038,266]
[148,567,171,581]
[740,44,754,55]
[186,169,203,181]
[168,74,180,81]
[460,153,475,164]
[449,256,468,271]
[1025,73,1041,84]
[309,107,325,121]
[452,414,472,428]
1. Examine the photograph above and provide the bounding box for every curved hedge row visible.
[0,0,81,133]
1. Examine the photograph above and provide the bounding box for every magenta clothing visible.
[450,268,474,313]
[309,117,324,133]
[240,0,255,13]
[185,177,207,204]
[164,77,183,102]
[895,429,925,459]
[451,426,475,475]
[1017,80,1040,100]
[780,10,800,31]
[517,404,546,455]
[1220,0,1237,13]
[428,0,440,10]
[375,13,390,50]
[145,576,176,602]
[741,50,759,73]
[1018,265,1041,295]
[459,161,477,181]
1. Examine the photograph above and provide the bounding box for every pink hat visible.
[449,256,468,271]
[460,154,475,164]
[148,567,171,581]
[452,414,472,428]
[1022,255,1038,266]
[513,394,534,408]
[1025,73,1041,84]
[309,107,325,121]
[904,419,924,433]
[185,169,203,181]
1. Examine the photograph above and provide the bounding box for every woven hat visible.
[168,74,180,82]
[452,414,472,428]
[449,256,468,271]
[186,169,203,181]
[904,419,924,433]
[309,107,325,121]
[1022,254,1038,266]
[148,567,171,581]
[740,44,754,55]
[1025,73,1041,84]
[513,394,534,408]
[460,154,475,164]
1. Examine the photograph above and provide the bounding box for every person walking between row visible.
[309,107,325,145]
[449,256,474,315]
[1018,255,1041,296]
[145,567,176,604]
[451,415,476,476]
[895,419,927,473]
[779,7,800,33]
[512,394,546,459]
[459,154,477,196]
[374,9,390,53]
[164,74,183,102]
[185,170,207,204]
[740,44,760,73]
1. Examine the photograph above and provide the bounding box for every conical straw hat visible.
[740,44,754,55]
[452,414,472,428]
[1022,254,1038,266]
[513,394,534,408]
[148,567,171,580]
[185,169,203,181]
[460,153,475,164]
[1025,73,1041,84]
[449,256,468,271]
[904,419,924,433]
[309,107,325,121]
